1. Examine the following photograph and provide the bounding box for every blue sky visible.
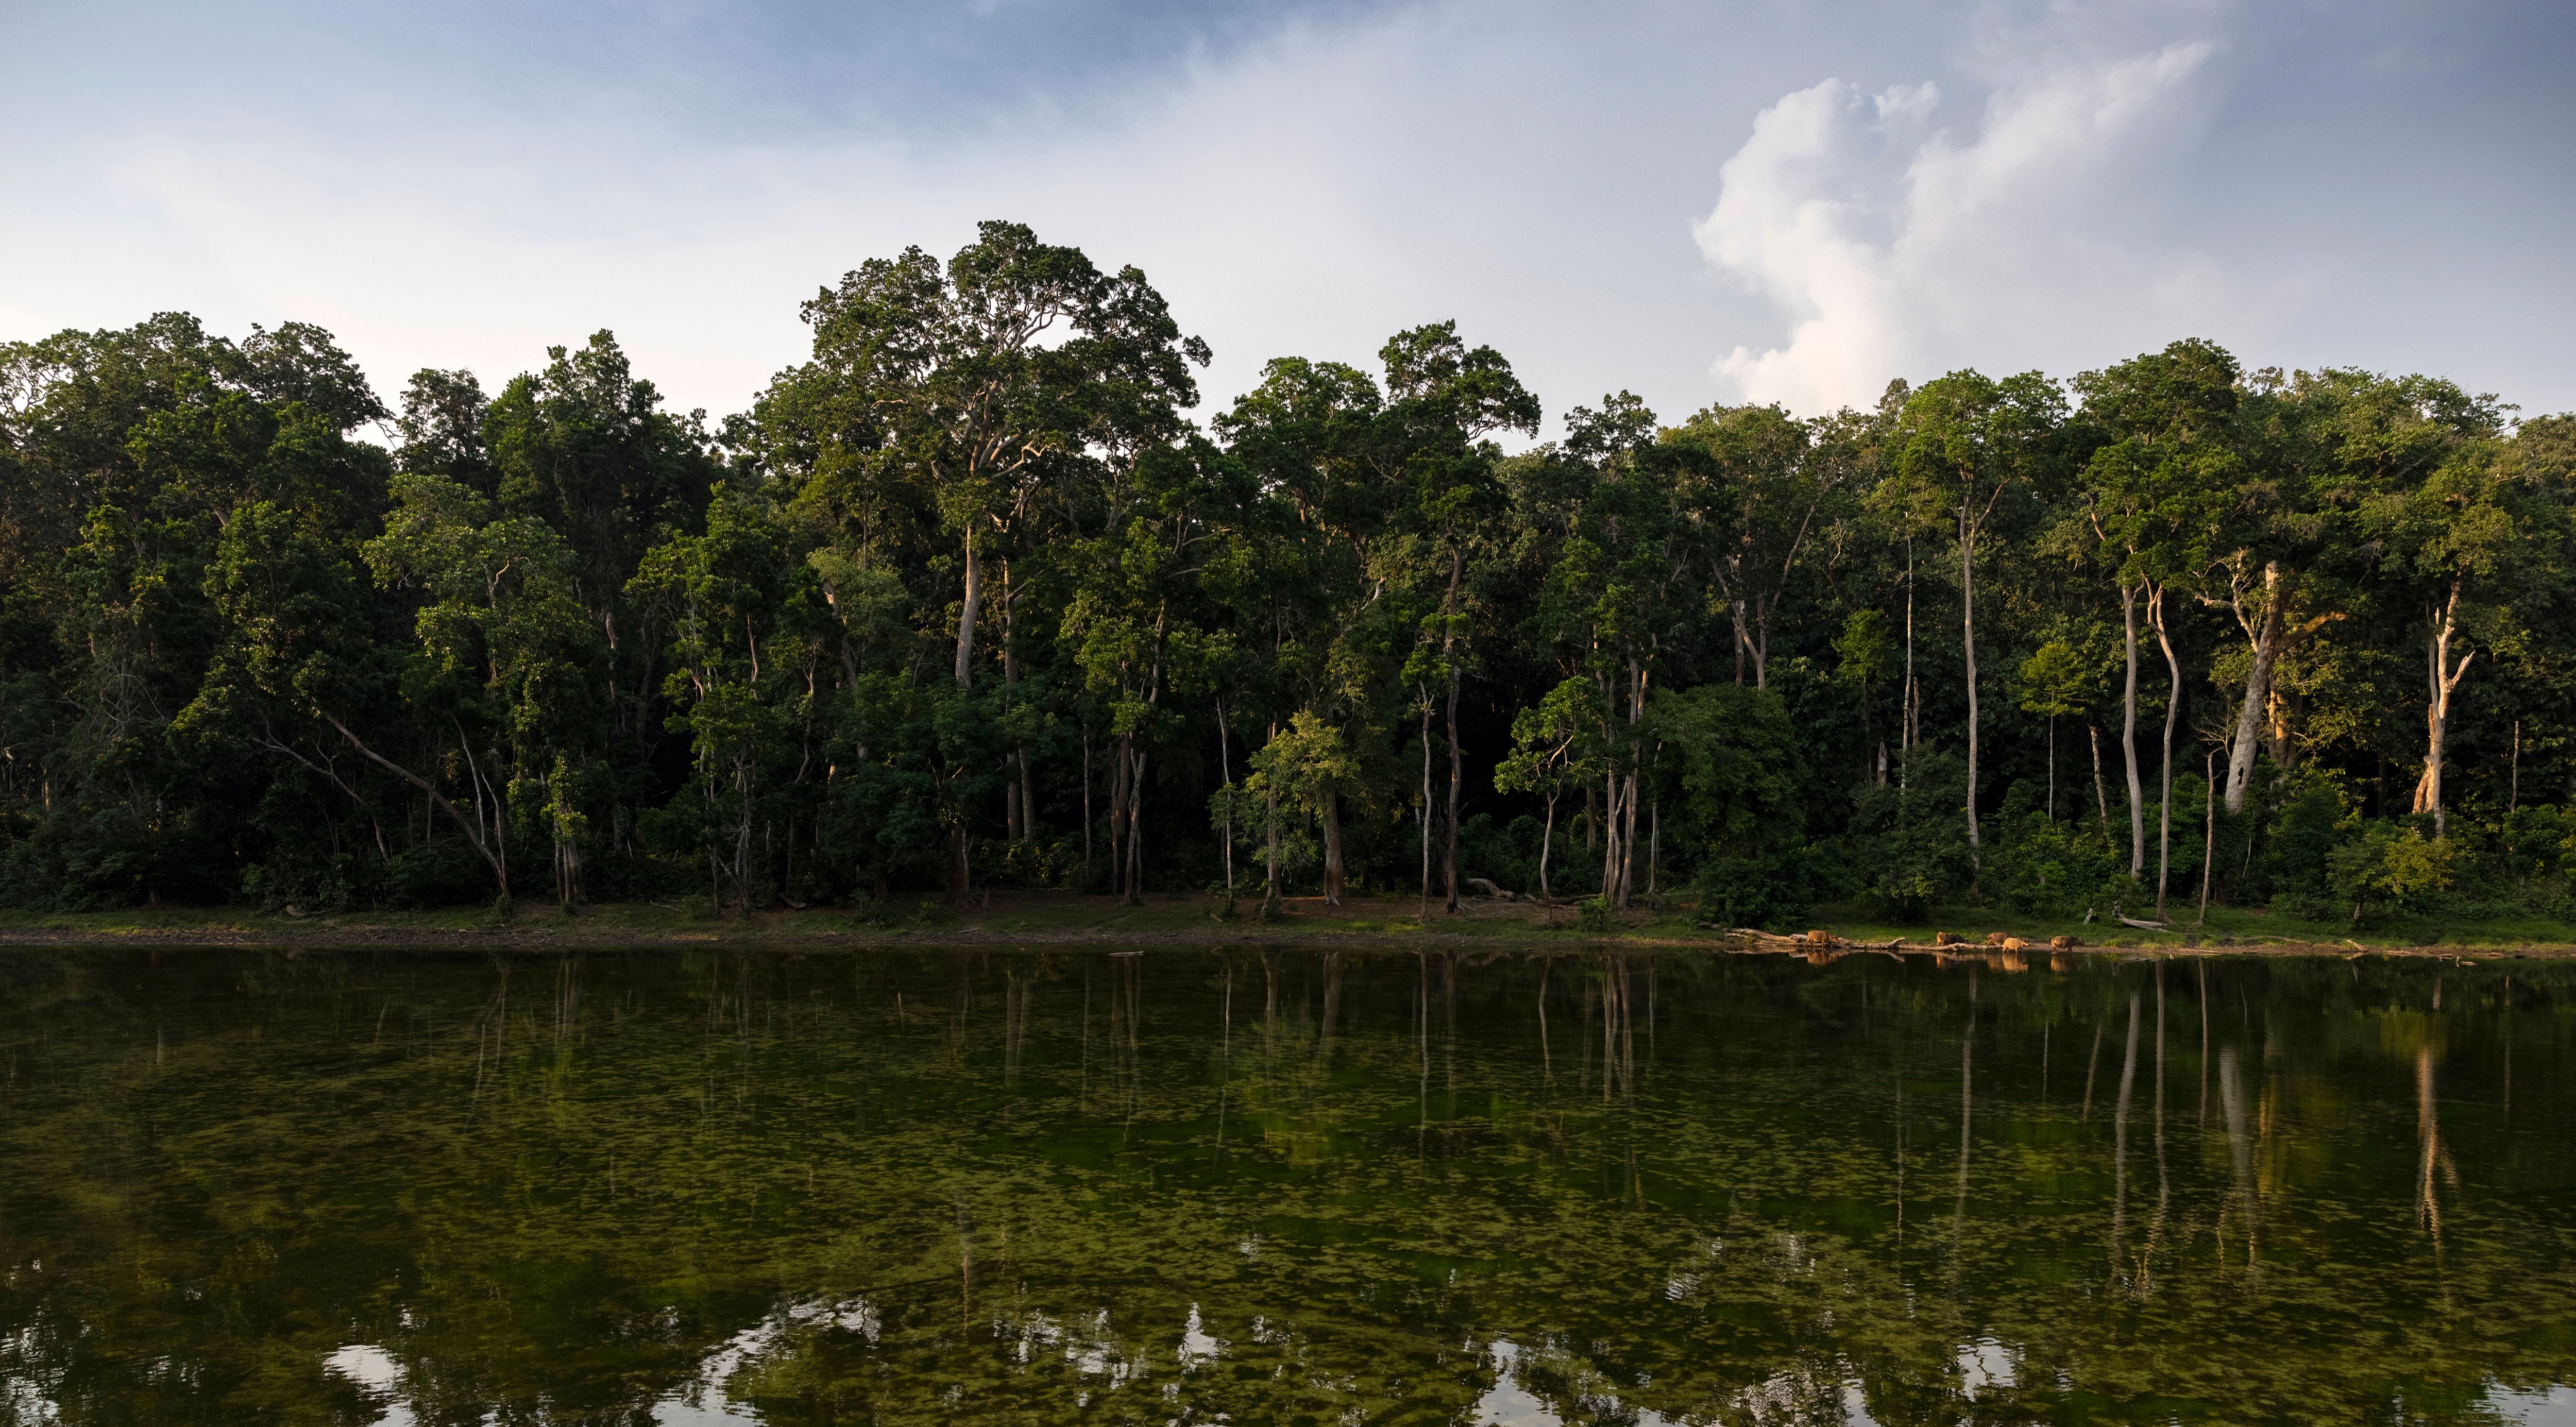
[5,0,2572,432]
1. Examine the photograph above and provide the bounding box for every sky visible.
[4,0,2572,437]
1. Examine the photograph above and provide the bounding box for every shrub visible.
[1845,749,1974,922]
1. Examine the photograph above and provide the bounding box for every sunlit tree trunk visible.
[2224,560,2286,814]
[2411,582,2472,838]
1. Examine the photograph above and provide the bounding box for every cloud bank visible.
[1696,41,2243,413]
[4,0,2573,430]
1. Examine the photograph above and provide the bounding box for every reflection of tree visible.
[2221,1044,2260,1272]
[2416,1044,2459,1257]
[3,949,2573,1423]
[2111,991,2141,1278]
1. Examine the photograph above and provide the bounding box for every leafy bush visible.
[1696,841,1843,930]
[2326,820,2456,926]
[1844,749,1975,922]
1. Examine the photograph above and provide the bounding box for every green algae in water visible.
[2,947,2574,1424]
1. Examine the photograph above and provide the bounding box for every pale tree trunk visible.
[951,530,979,902]
[1264,774,1281,910]
[2090,724,2112,837]
[2119,582,2146,878]
[1538,794,1556,901]
[1216,702,1234,891]
[955,532,981,684]
[2224,560,2286,814]
[324,713,509,900]
[2410,581,2473,838]
[1731,589,1748,685]
[1124,743,1147,905]
[1441,547,1465,914]
[1961,503,1981,857]
[2153,586,2182,920]
[1901,544,1916,784]
[2199,748,2216,924]
[1419,693,1433,918]
[1002,567,1031,841]
[1600,762,1623,907]
[1108,737,1129,897]
[1604,660,1646,909]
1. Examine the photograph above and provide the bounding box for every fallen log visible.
[2115,915,2168,931]
[1467,877,1517,901]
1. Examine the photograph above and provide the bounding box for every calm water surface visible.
[3,946,2574,1425]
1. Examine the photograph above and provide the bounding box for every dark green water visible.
[3,947,2574,1425]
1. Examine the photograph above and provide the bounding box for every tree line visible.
[4,220,2571,925]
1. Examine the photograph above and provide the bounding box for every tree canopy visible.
[4,244,2571,930]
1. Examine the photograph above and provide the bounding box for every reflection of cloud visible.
[323,1345,417,1427]
[1696,42,2237,414]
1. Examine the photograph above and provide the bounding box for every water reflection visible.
[2,947,2573,1423]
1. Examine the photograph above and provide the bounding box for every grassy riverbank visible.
[4,891,2573,954]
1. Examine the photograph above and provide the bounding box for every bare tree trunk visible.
[1901,543,1916,782]
[1600,763,1622,905]
[1001,568,1033,842]
[1419,694,1433,916]
[2119,581,2146,877]
[2199,747,2216,924]
[322,712,509,899]
[1263,775,1281,909]
[1217,702,1234,891]
[1732,591,1747,686]
[948,531,980,905]
[2224,560,2285,814]
[954,532,980,685]
[2091,723,2112,837]
[1538,795,1556,901]
[2411,582,2472,838]
[1109,736,1131,899]
[1124,745,1147,905]
[2154,587,2182,921]
[1961,505,1981,857]
[1442,548,1465,914]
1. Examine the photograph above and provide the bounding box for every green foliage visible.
[2328,821,2458,925]
[2,262,2572,926]
[1696,842,1841,931]
[1653,683,1804,858]
[1847,750,1977,922]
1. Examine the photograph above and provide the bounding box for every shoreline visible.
[4,893,2571,957]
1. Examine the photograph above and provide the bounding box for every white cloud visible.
[1696,40,2238,414]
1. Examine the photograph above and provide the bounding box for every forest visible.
[3,220,2571,928]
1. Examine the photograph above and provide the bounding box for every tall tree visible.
[1891,370,2066,863]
